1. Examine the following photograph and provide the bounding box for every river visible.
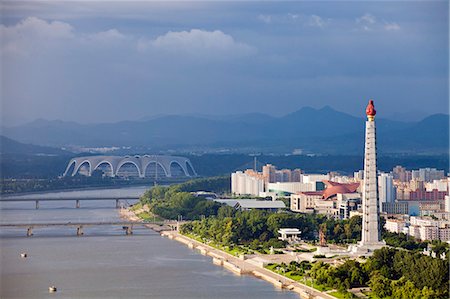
[0,187,299,298]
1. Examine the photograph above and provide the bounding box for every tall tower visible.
[352,100,385,253]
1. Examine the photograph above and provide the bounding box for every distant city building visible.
[290,181,360,219]
[301,174,330,183]
[384,219,407,234]
[214,199,285,211]
[411,168,445,182]
[378,173,396,210]
[354,170,364,181]
[231,170,265,196]
[290,191,323,214]
[425,179,448,192]
[392,165,412,182]
[262,164,277,183]
[291,169,303,182]
[267,181,323,196]
[445,195,450,213]
[382,202,409,215]
[232,164,325,197]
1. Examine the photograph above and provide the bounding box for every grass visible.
[137,211,164,222]
[329,291,349,298]
[130,202,142,211]
[264,263,332,292]
[181,233,249,256]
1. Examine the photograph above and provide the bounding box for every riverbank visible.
[121,207,335,299]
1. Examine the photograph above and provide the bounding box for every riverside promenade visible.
[161,230,336,299]
[120,207,335,299]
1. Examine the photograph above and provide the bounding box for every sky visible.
[1,1,448,126]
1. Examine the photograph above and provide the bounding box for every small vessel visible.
[48,286,57,293]
[20,253,27,258]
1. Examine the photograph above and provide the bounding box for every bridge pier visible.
[76,200,80,208]
[27,227,33,236]
[35,200,39,209]
[77,226,84,236]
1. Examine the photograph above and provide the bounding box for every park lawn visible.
[130,202,142,211]
[265,264,331,291]
[182,233,248,256]
[329,291,351,298]
[137,211,164,222]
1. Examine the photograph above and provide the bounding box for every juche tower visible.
[353,100,385,253]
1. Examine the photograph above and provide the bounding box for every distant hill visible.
[2,107,448,154]
[0,135,71,156]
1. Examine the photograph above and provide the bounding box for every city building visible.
[214,199,286,211]
[278,228,301,242]
[382,202,409,215]
[290,181,361,219]
[425,179,448,192]
[392,165,412,182]
[354,170,364,181]
[290,191,323,213]
[378,173,396,210]
[262,164,277,183]
[231,170,265,196]
[445,195,450,213]
[384,219,407,234]
[412,168,445,182]
[407,216,450,241]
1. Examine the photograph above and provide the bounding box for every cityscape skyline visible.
[1,1,448,126]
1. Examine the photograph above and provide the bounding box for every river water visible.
[0,187,298,299]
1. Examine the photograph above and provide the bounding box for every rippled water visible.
[0,187,299,299]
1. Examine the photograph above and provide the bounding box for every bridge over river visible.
[0,220,176,236]
[0,196,141,209]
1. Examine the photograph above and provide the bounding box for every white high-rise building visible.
[378,173,396,210]
[231,171,265,196]
[351,100,386,254]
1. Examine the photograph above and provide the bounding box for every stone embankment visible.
[160,230,335,299]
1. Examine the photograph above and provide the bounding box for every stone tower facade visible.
[352,100,385,253]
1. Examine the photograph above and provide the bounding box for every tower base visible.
[348,240,386,255]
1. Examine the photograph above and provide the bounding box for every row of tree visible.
[139,176,230,220]
[271,247,449,299]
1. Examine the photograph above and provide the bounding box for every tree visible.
[369,271,392,298]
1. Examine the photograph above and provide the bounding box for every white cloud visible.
[258,14,272,24]
[1,17,74,55]
[138,29,255,58]
[357,13,376,25]
[384,22,401,31]
[308,15,327,28]
[86,29,126,42]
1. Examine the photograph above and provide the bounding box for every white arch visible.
[143,161,169,177]
[185,161,197,176]
[63,160,76,177]
[93,161,115,177]
[73,160,92,176]
[63,155,197,178]
[116,161,142,177]
[169,160,189,177]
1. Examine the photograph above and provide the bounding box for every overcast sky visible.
[1,1,448,126]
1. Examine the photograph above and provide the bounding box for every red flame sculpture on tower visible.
[366,99,376,121]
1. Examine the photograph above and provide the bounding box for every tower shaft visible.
[361,120,382,244]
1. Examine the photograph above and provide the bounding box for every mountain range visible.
[1,106,448,155]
